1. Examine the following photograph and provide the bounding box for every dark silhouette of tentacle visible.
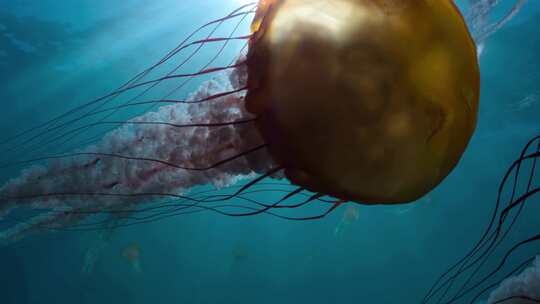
[1,4,256,163]
[424,134,540,304]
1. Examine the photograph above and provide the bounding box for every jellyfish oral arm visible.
[0,67,276,243]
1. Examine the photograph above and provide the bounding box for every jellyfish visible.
[0,0,479,242]
[82,239,107,275]
[465,0,528,57]
[231,243,249,264]
[466,0,528,44]
[334,204,359,237]
[82,225,118,275]
[122,243,142,273]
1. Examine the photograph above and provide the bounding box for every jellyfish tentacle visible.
[161,12,252,102]
[277,200,344,221]
[439,144,540,303]
[34,46,250,162]
[62,167,287,221]
[470,256,536,304]
[0,115,255,168]
[424,136,540,303]
[424,137,540,304]
[1,186,333,235]
[446,233,540,304]
[273,192,323,209]
[88,63,245,100]
[0,4,256,149]
[1,86,251,167]
[0,81,275,230]
[95,86,248,111]
[77,181,295,216]
[63,195,269,230]
[1,143,267,172]
[0,210,87,244]
[52,7,255,158]
[217,190,321,217]
[2,6,255,162]
[2,72,249,163]
[207,166,283,201]
[7,8,254,173]
[447,187,540,303]
[98,118,257,129]
[447,143,540,303]
[273,187,306,207]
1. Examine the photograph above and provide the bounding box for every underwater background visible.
[0,1,539,303]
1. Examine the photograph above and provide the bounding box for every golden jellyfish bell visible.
[246,0,480,204]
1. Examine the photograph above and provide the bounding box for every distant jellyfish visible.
[231,243,249,264]
[465,0,528,57]
[0,0,480,242]
[334,204,359,237]
[122,243,142,273]
[82,240,107,275]
[82,228,116,275]
[466,0,528,45]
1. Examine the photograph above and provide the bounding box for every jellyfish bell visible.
[246,0,480,204]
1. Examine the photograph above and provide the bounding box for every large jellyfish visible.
[0,0,480,241]
[247,0,479,204]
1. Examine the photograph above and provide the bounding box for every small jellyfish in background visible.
[231,243,249,264]
[0,0,480,242]
[82,239,108,275]
[465,0,528,55]
[122,243,142,273]
[334,204,359,238]
[82,227,117,275]
[229,241,250,272]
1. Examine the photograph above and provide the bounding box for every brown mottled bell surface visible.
[246,0,480,204]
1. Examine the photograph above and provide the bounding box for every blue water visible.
[1,1,539,303]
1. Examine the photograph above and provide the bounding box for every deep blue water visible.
[1,1,539,303]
